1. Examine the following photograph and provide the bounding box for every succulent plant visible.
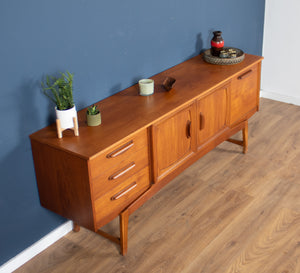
[87,104,100,115]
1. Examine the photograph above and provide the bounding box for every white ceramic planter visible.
[55,106,77,129]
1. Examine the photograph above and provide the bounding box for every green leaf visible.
[41,70,75,110]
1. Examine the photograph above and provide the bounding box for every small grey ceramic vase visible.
[87,113,101,126]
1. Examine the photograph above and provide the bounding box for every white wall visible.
[261,0,300,105]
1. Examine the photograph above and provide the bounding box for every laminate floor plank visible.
[15,98,300,273]
[182,178,294,273]
[224,208,300,273]
[123,190,253,273]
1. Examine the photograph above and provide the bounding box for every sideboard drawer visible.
[89,129,148,179]
[91,151,149,199]
[94,167,150,226]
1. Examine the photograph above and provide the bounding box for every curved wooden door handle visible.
[200,113,205,130]
[111,182,137,201]
[238,69,253,80]
[106,141,134,158]
[108,162,136,180]
[186,120,192,139]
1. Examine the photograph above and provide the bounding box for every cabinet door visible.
[197,85,228,147]
[152,104,196,182]
[229,63,260,125]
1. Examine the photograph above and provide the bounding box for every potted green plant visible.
[86,104,101,126]
[41,71,78,130]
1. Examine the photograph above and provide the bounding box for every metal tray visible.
[203,47,245,65]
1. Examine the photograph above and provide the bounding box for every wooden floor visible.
[16,98,300,273]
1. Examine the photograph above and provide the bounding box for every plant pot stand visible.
[56,117,79,138]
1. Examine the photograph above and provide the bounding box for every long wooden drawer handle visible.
[106,141,134,158]
[111,182,137,201]
[238,70,253,80]
[108,162,136,180]
[200,113,205,130]
[186,120,192,139]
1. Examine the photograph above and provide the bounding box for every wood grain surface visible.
[18,98,300,273]
[29,54,262,160]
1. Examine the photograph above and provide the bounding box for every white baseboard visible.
[260,89,300,106]
[0,221,73,273]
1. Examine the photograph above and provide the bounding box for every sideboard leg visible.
[226,120,249,153]
[96,210,129,255]
[243,120,248,154]
[119,210,129,256]
[73,222,80,232]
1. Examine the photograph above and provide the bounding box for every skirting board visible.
[0,221,73,273]
[260,89,300,106]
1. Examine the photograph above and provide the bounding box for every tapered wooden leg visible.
[56,119,63,138]
[226,120,249,153]
[73,222,80,232]
[243,120,248,154]
[120,210,129,255]
[73,117,79,136]
[96,209,130,255]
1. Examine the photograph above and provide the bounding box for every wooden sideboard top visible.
[30,54,263,159]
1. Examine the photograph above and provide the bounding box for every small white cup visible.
[139,79,154,96]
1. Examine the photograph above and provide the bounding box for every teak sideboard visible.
[30,53,263,255]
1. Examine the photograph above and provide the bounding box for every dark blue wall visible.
[0,0,265,266]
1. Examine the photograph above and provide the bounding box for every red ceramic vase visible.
[211,31,224,57]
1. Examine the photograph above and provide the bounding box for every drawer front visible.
[229,64,260,125]
[92,151,149,199]
[94,167,150,226]
[89,129,148,179]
